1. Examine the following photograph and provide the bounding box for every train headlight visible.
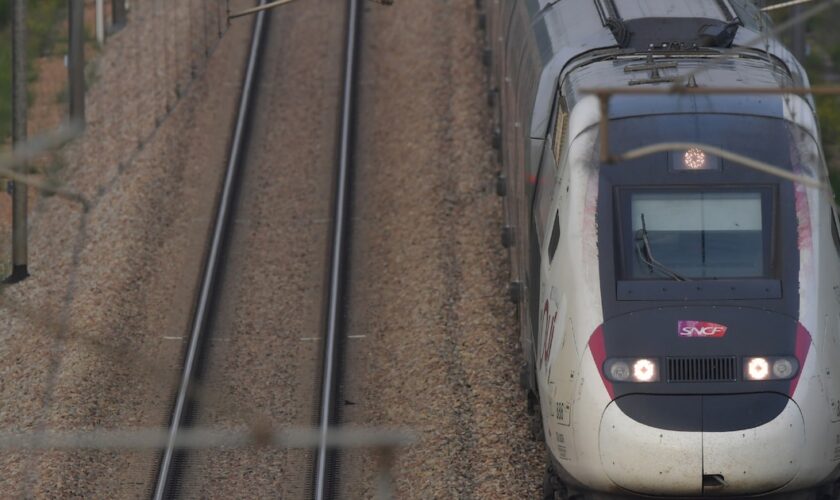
[604,358,659,382]
[772,358,795,378]
[633,359,656,382]
[683,148,707,170]
[608,360,631,381]
[670,149,721,171]
[746,357,769,380]
[743,356,798,381]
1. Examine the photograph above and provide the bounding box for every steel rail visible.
[151,1,268,498]
[313,0,362,498]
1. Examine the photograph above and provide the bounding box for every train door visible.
[529,91,566,386]
[536,91,579,459]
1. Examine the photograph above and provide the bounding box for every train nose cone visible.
[599,397,703,496]
[599,396,804,496]
[702,397,804,496]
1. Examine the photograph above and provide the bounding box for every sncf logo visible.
[678,320,727,338]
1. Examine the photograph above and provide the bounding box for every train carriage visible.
[484,1,840,498]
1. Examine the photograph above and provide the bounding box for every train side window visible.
[552,98,568,166]
[832,207,840,254]
[548,211,560,262]
[535,92,565,246]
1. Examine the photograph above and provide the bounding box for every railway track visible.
[150,0,361,498]
[151,1,269,498]
[312,0,362,498]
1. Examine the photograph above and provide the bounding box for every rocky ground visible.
[0,0,253,496]
[175,1,345,497]
[0,0,545,498]
[339,1,544,497]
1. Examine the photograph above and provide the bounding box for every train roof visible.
[521,0,813,139]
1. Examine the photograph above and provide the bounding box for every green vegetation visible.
[815,94,840,182]
[802,15,840,197]
[0,1,10,28]
[773,8,840,196]
[0,0,66,143]
[27,1,68,57]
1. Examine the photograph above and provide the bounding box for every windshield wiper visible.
[635,213,690,282]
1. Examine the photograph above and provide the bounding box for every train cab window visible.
[728,0,771,33]
[548,211,560,262]
[621,189,772,280]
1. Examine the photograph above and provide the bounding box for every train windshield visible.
[625,190,770,280]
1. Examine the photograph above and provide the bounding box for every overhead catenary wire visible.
[763,0,815,12]
[5,2,258,496]
[228,0,302,19]
[0,0,830,497]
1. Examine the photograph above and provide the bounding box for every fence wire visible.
[0,1,412,498]
[0,1,258,497]
[0,0,836,499]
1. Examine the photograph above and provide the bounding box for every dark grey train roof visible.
[601,1,734,20]
[522,0,812,138]
[563,55,796,121]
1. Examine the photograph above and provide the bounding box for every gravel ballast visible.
[0,0,545,498]
[0,1,253,496]
[175,2,346,498]
[338,0,544,497]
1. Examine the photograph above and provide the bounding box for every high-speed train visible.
[483,1,840,498]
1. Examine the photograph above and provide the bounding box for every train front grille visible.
[666,356,737,383]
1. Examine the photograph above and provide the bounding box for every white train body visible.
[484,1,840,498]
